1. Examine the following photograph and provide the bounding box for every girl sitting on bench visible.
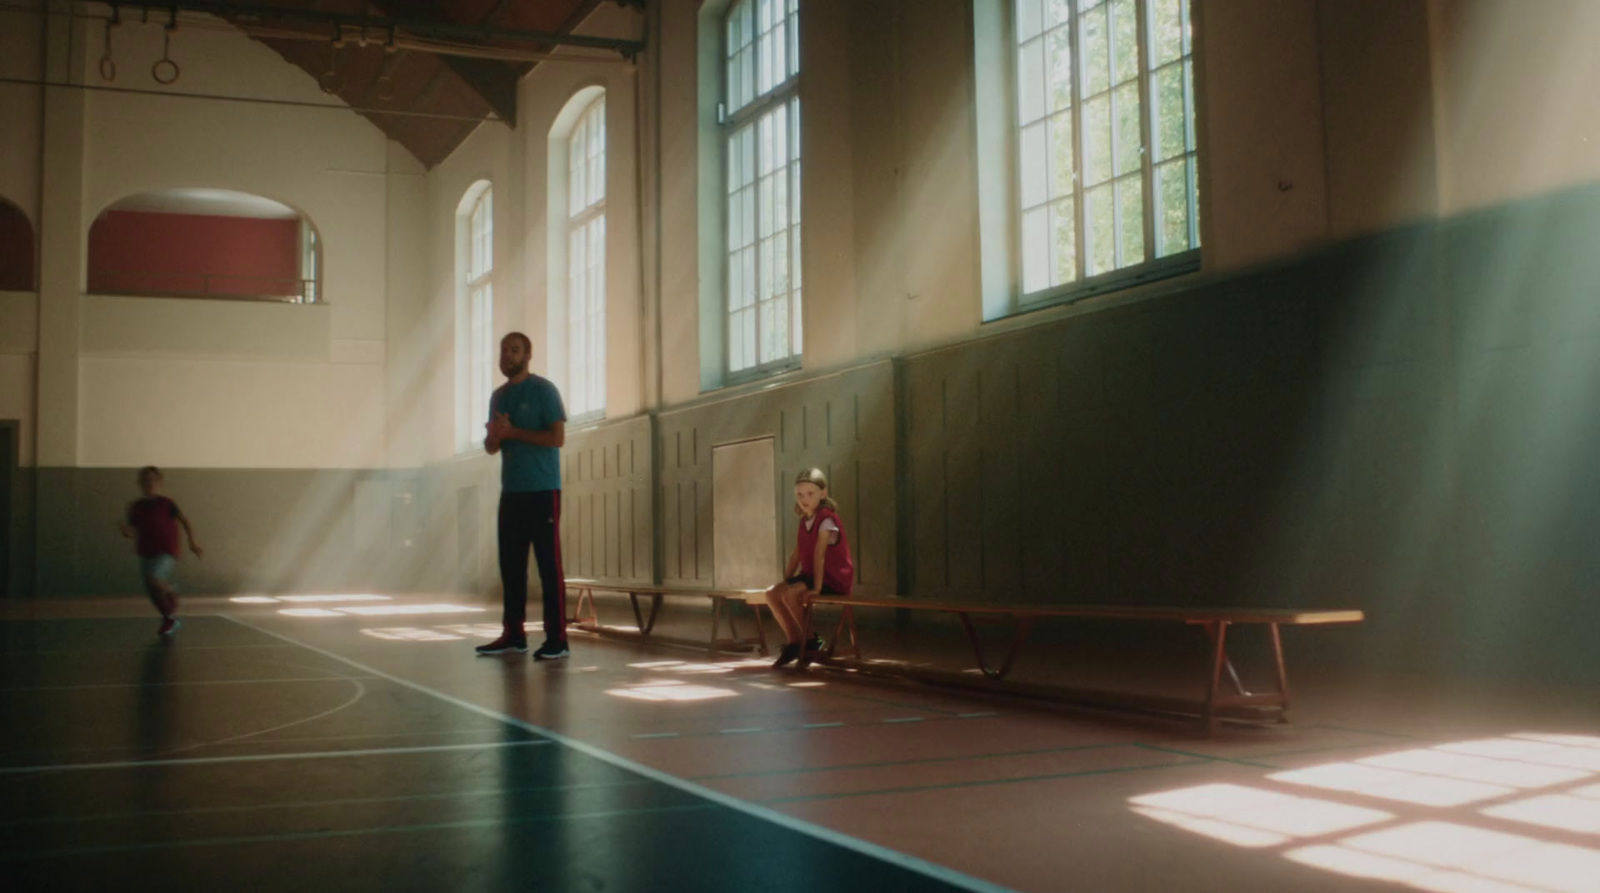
[766,467,855,668]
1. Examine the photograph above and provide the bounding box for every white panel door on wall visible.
[712,438,778,590]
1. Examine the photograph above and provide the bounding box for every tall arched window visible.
[567,95,606,419]
[457,181,494,453]
[724,0,801,376]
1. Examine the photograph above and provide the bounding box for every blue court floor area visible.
[8,595,1600,893]
[0,613,993,893]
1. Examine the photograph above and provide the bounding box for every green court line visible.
[226,616,1021,893]
[0,778,659,828]
[763,758,1208,804]
[1250,740,1417,762]
[632,708,1003,743]
[0,675,382,692]
[0,643,303,654]
[1131,743,1280,769]
[1304,723,1432,742]
[691,742,1139,781]
[0,803,718,862]
[794,683,966,716]
[0,739,554,776]
[0,727,541,763]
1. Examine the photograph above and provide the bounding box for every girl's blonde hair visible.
[793,467,839,515]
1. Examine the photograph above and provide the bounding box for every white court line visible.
[224,615,1019,893]
[1,676,381,692]
[0,740,552,776]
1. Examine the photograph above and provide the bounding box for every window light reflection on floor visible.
[1330,821,1600,893]
[1129,783,1393,845]
[1436,739,1600,772]
[361,627,463,642]
[277,603,484,618]
[1270,762,1513,807]
[605,679,740,702]
[1285,842,1541,893]
[229,596,280,604]
[278,594,392,603]
[1359,748,1590,789]
[322,604,485,616]
[1511,734,1600,751]
[1132,734,1600,893]
[440,623,514,637]
[1483,794,1600,835]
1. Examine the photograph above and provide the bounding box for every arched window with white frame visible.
[567,94,606,419]
[456,181,494,453]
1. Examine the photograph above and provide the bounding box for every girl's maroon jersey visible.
[796,506,855,594]
[128,496,181,558]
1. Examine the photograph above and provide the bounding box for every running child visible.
[119,466,203,636]
[766,467,854,668]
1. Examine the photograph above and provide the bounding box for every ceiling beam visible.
[437,55,516,126]
[110,1,645,56]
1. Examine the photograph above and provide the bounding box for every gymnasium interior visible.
[5,1,1600,891]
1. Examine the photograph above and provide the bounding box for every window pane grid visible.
[1014,0,1197,298]
[726,1,800,375]
[727,0,799,116]
[567,96,607,418]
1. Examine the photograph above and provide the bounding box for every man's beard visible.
[501,361,528,378]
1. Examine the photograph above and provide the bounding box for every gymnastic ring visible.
[99,56,117,81]
[152,58,180,85]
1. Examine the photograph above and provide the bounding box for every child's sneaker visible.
[795,634,825,668]
[475,635,528,655]
[533,641,570,661]
[158,617,181,636]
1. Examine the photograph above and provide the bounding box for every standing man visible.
[476,331,570,661]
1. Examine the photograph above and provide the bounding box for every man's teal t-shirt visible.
[490,375,566,493]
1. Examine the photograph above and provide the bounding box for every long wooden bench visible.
[564,577,1363,732]
[801,596,1363,732]
[565,578,773,655]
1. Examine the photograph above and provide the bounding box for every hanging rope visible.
[151,7,179,85]
[98,10,118,82]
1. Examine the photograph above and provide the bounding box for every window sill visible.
[995,250,1202,324]
[717,358,804,393]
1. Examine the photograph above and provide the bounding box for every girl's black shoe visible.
[772,643,801,668]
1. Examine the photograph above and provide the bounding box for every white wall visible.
[53,8,423,469]
[0,293,36,466]
[1431,0,1600,215]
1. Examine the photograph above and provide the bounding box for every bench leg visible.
[569,586,597,626]
[1269,623,1290,722]
[628,593,663,635]
[827,607,858,659]
[957,612,1033,680]
[1203,621,1231,734]
[749,603,770,656]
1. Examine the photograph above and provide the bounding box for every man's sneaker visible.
[533,641,570,661]
[772,642,801,668]
[158,617,181,637]
[476,635,528,655]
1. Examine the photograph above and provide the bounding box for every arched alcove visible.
[0,197,36,292]
[88,189,321,303]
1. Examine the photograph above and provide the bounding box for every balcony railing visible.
[88,271,320,303]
